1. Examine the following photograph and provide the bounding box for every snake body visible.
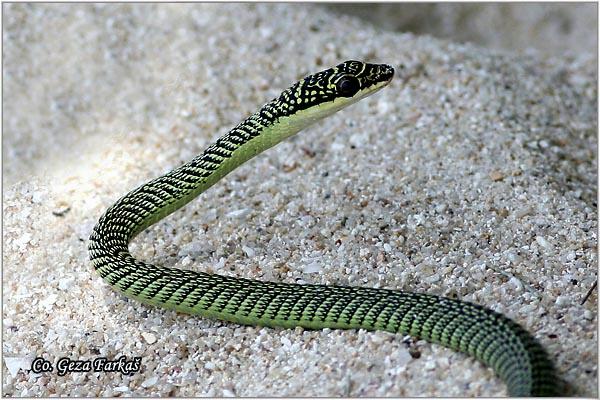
[89,61,557,396]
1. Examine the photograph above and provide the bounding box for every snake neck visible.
[89,97,318,257]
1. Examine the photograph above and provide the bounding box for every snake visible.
[88,60,558,396]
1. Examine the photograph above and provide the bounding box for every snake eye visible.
[336,76,360,97]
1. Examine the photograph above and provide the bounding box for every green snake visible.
[89,61,557,396]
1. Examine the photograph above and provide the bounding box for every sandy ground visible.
[3,3,597,397]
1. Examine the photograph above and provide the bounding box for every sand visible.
[3,3,597,397]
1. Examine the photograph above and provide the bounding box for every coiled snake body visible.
[89,61,557,396]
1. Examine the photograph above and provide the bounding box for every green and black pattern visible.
[89,61,557,396]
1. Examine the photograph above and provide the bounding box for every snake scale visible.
[89,61,558,396]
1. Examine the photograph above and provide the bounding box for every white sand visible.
[3,4,597,397]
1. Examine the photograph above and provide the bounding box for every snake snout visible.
[379,64,395,81]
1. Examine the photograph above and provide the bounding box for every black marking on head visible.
[276,60,394,114]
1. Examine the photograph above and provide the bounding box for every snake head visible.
[329,60,395,97]
[277,60,394,117]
